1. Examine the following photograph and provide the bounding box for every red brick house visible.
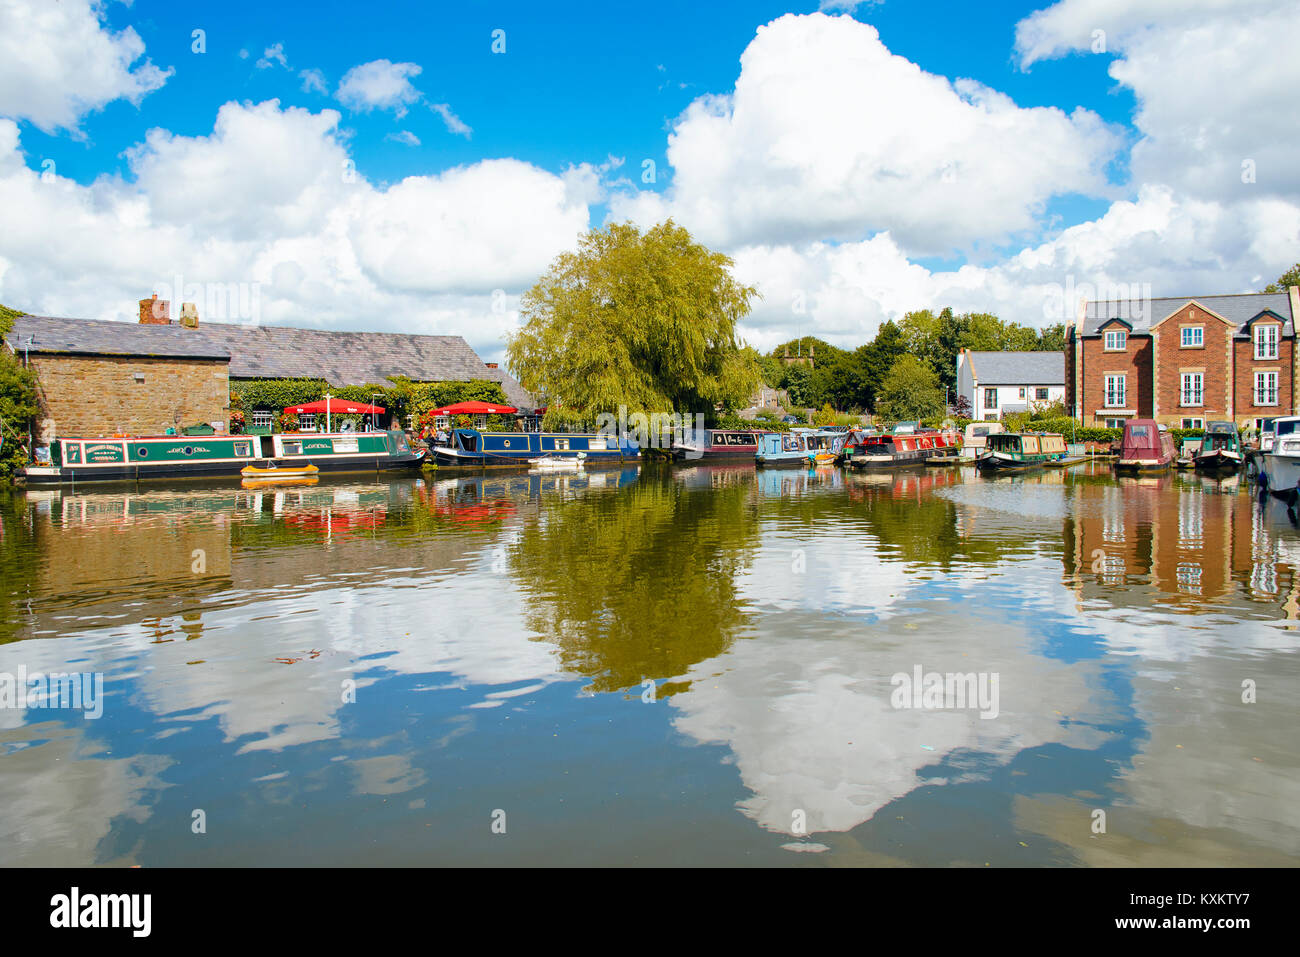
[1066,288,1300,430]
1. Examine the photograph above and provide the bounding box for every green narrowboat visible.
[1193,421,1243,473]
[975,432,1067,474]
[21,430,425,485]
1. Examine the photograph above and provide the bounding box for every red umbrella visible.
[428,400,517,416]
[284,398,386,414]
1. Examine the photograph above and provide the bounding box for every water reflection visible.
[0,463,1296,866]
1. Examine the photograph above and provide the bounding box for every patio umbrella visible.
[283,396,386,433]
[428,401,518,417]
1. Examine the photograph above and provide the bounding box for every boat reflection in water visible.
[0,464,1297,866]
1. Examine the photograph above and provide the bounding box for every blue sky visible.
[0,0,1296,361]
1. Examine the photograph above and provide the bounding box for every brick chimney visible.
[179,302,199,328]
[138,293,171,324]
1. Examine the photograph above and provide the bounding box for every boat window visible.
[554,438,569,451]
[234,441,252,457]
[333,438,359,453]
[1128,425,1149,438]
[1277,420,1298,437]
[727,433,751,445]
[713,433,727,445]
[589,437,608,451]
[281,440,303,455]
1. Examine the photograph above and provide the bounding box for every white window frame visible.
[1181,417,1203,429]
[1254,324,1279,360]
[298,412,317,432]
[1103,374,1126,408]
[1180,326,1203,348]
[1180,373,1203,407]
[251,410,273,430]
[1255,371,1279,406]
[1104,329,1127,351]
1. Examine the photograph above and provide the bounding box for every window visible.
[1181,418,1203,429]
[1018,387,1026,399]
[1035,388,1049,400]
[984,387,998,407]
[251,411,273,430]
[281,440,303,455]
[1180,373,1203,406]
[1105,418,1126,429]
[1104,329,1127,351]
[1255,324,1279,360]
[1180,326,1203,348]
[234,441,251,457]
[298,413,317,431]
[713,433,727,446]
[1104,374,1126,407]
[1255,371,1279,406]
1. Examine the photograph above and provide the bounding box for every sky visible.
[0,0,1297,364]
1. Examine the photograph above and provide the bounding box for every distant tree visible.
[506,220,760,420]
[1037,323,1068,351]
[812,402,837,426]
[875,355,946,422]
[784,365,814,407]
[953,393,972,418]
[1264,264,1300,293]
[0,304,40,478]
[861,320,906,410]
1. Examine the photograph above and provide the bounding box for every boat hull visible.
[1193,450,1242,472]
[22,451,424,485]
[975,452,1055,474]
[1262,451,1300,497]
[1114,458,1173,474]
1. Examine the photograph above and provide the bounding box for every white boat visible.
[1261,416,1300,497]
[529,452,587,471]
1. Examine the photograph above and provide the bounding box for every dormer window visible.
[1255,323,1279,360]
[1104,329,1127,351]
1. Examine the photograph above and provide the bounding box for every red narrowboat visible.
[1114,419,1176,474]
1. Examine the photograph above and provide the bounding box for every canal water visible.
[1,463,1297,866]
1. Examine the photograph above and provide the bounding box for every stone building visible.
[4,296,532,441]
[1065,288,1300,430]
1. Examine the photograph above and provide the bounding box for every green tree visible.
[783,364,814,407]
[875,355,945,422]
[860,320,906,410]
[506,220,760,421]
[1037,323,1068,351]
[1264,264,1300,293]
[0,304,40,479]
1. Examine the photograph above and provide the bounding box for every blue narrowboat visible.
[431,428,640,467]
[755,431,810,468]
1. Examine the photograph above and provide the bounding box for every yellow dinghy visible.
[240,462,320,484]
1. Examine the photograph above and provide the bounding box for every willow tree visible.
[506,221,760,422]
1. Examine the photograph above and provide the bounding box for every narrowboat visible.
[975,432,1068,474]
[804,429,846,465]
[755,431,811,468]
[961,421,1004,460]
[847,427,961,469]
[431,428,639,467]
[835,428,877,463]
[1259,415,1300,498]
[670,428,769,462]
[20,430,425,485]
[1113,419,1176,474]
[1193,421,1243,473]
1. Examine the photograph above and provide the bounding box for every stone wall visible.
[29,354,230,440]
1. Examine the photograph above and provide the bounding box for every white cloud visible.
[336,59,424,117]
[429,102,471,139]
[385,130,420,147]
[0,0,171,133]
[255,42,288,70]
[609,13,1122,258]
[0,103,592,362]
[1015,0,1300,206]
[299,68,328,94]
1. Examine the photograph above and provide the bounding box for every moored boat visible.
[1193,421,1243,472]
[240,463,321,480]
[529,452,587,471]
[1259,415,1300,498]
[670,428,770,462]
[847,426,961,469]
[975,432,1067,474]
[1113,419,1176,474]
[431,428,639,467]
[755,431,811,468]
[21,430,424,485]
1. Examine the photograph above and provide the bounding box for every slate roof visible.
[966,350,1064,386]
[7,314,232,360]
[5,315,534,407]
[1079,292,1295,337]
